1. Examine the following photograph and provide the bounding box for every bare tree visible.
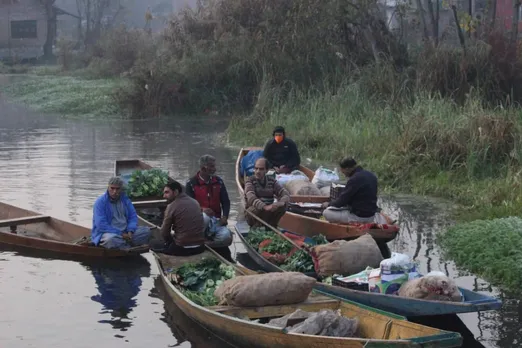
[76,0,125,45]
[510,0,521,46]
[41,0,56,60]
[426,0,440,46]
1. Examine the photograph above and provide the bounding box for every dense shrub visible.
[67,0,522,118]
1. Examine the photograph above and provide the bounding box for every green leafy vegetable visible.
[168,257,236,306]
[126,168,169,198]
[246,228,329,273]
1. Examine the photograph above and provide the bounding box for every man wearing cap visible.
[321,157,387,224]
[91,176,151,249]
[262,126,301,174]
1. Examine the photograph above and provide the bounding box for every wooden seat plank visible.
[0,215,50,227]
[132,200,168,209]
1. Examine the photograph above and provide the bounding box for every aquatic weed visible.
[437,217,522,293]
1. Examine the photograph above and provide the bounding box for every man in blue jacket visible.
[91,177,151,249]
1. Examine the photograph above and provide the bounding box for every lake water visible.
[0,85,519,348]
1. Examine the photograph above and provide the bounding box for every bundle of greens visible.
[126,168,169,198]
[170,258,236,306]
[245,228,329,273]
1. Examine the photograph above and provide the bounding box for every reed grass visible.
[228,83,522,220]
[437,217,522,293]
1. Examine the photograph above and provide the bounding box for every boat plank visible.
[132,200,168,209]
[210,299,340,319]
[0,215,50,227]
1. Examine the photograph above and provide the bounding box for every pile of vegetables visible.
[168,257,236,306]
[245,228,328,273]
[126,168,169,198]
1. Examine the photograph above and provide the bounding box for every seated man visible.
[186,154,233,261]
[91,177,151,250]
[244,157,290,228]
[321,157,387,224]
[157,180,206,256]
[262,126,301,174]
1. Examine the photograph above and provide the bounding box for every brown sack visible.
[398,275,462,302]
[284,180,322,196]
[311,234,383,277]
[214,272,316,307]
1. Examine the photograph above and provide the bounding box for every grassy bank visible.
[0,74,123,119]
[437,217,522,293]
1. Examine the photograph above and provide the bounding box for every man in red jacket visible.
[186,154,233,261]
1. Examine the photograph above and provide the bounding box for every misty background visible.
[55,0,198,39]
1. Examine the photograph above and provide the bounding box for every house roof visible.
[53,5,81,19]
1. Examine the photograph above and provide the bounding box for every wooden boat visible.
[153,249,463,347]
[234,223,502,317]
[114,159,174,206]
[0,201,153,258]
[235,147,399,242]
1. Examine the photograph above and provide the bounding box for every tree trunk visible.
[415,0,430,42]
[426,0,439,46]
[510,0,521,46]
[43,1,56,61]
[487,0,497,32]
[452,5,467,52]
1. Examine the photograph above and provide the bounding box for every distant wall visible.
[0,0,47,59]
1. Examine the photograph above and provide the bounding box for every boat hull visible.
[153,250,463,348]
[0,201,151,259]
[235,226,502,317]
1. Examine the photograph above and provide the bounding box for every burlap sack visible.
[214,272,316,307]
[398,275,462,302]
[311,234,383,277]
[284,179,322,196]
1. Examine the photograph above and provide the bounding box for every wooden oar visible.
[245,209,306,251]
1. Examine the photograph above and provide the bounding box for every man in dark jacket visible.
[262,126,301,174]
[321,157,387,224]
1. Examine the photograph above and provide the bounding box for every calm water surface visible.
[0,81,519,347]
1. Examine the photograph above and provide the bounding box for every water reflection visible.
[151,276,236,348]
[85,257,151,332]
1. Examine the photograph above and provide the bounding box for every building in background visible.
[0,0,78,61]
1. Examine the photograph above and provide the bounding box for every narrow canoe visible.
[235,147,399,243]
[153,249,463,347]
[0,201,153,258]
[234,223,502,317]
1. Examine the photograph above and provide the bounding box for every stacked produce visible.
[168,258,236,306]
[245,228,328,273]
[126,168,169,198]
